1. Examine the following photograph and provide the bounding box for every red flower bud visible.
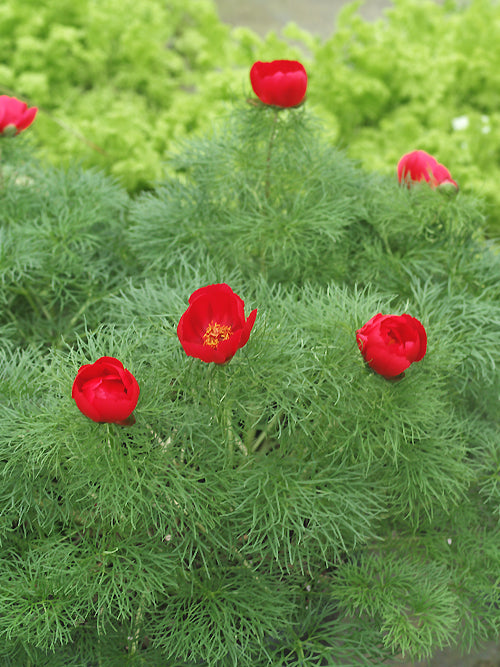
[177,283,257,364]
[0,95,38,136]
[356,314,427,378]
[72,357,140,425]
[250,60,307,108]
[397,150,458,191]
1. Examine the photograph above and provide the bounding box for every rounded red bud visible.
[72,356,140,425]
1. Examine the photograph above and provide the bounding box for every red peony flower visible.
[250,60,307,108]
[0,95,38,136]
[177,283,257,364]
[72,356,140,425]
[397,150,458,191]
[356,314,427,378]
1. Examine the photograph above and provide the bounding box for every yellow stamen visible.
[202,320,233,348]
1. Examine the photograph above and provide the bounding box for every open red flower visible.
[250,60,307,108]
[0,95,38,136]
[397,150,458,191]
[177,283,257,364]
[356,314,427,378]
[72,356,140,425]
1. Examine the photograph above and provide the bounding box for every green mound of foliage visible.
[3,0,500,233]
[0,101,498,664]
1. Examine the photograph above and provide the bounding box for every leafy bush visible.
[0,101,498,664]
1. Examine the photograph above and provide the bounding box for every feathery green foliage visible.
[0,137,129,347]
[0,94,499,664]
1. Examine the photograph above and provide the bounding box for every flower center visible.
[386,327,402,346]
[202,320,233,348]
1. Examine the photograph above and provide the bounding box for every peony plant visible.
[0,41,498,667]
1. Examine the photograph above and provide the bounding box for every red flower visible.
[250,60,307,108]
[397,150,458,190]
[177,283,257,364]
[356,314,427,378]
[72,357,140,425]
[0,95,38,136]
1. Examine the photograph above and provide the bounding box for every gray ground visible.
[213,3,500,665]
[216,0,398,38]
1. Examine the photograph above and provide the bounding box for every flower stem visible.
[264,110,279,200]
[129,591,148,656]
[251,410,282,453]
[11,285,53,322]
[225,402,234,466]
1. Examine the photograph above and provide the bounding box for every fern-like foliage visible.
[0,105,498,665]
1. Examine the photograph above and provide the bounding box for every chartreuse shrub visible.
[0,101,499,665]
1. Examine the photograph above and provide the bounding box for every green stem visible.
[12,285,53,322]
[207,364,250,466]
[129,591,148,656]
[296,641,305,660]
[224,400,248,463]
[225,401,234,466]
[251,410,282,453]
[62,293,100,336]
[264,110,279,200]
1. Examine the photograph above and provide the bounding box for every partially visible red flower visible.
[356,314,427,378]
[177,283,257,364]
[250,60,307,108]
[72,356,140,425]
[0,95,38,136]
[397,150,458,191]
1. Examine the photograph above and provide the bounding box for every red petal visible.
[365,346,411,377]
[178,287,256,363]
[190,284,244,328]
[400,314,427,361]
[16,105,38,131]
[239,308,257,348]
[72,385,103,422]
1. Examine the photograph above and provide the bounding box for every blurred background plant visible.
[2,0,500,234]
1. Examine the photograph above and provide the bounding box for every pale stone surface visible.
[215,0,394,38]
